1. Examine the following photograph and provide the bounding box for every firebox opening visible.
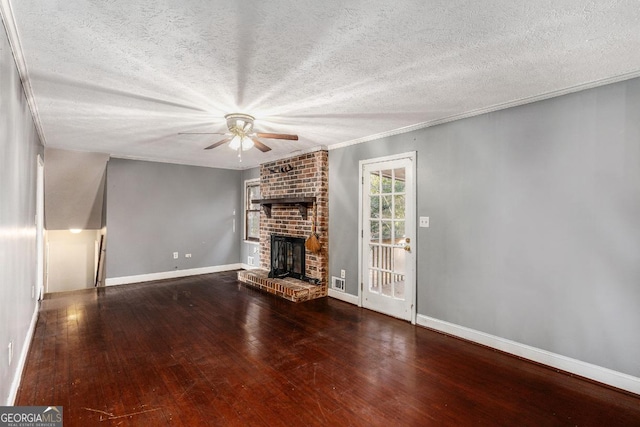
[269,234,306,280]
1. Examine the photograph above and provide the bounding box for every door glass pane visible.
[370,221,380,242]
[381,195,392,218]
[370,172,380,194]
[381,270,393,297]
[381,221,392,242]
[394,195,405,219]
[394,168,405,193]
[369,245,379,268]
[379,246,391,271]
[392,247,406,300]
[394,221,405,242]
[369,269,380,293]
[370,196,380,218]
[381,170,393,193]
[393,247,406,275]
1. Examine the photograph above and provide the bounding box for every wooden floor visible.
[16,271,640,426]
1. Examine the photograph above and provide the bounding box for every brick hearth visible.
[237,269,326,303]
[238,149,328,302]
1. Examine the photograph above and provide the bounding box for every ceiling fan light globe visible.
[229,135,242,150]
[241,137,254,151]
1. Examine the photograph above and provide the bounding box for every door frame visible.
[358,151,417,324]
[36,154,45,300]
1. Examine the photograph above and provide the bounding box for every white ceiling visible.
[4,0,640,169]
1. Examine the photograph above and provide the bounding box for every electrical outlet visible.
[173,252,179,259]
[340,269,346,279]
[419,216,430,228]
[8,341,13,366]
[248,256,254,266]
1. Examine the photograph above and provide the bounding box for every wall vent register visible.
[331,277,346,292]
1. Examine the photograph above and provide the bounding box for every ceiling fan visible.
[179,113,298,153]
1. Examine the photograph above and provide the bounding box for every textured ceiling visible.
[4,0,640,169]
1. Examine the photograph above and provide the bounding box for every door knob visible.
[404,245,411,252]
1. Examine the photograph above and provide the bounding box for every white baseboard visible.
[105,263,243,286]
[328,289,359,305]
[416,314,640,396]
[7,302,39,405]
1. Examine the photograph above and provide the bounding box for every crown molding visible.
[0,0,47,146]
[110,145,328,171]
[328,70,640,151]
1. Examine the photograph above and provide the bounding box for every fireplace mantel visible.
[252,197,316,219]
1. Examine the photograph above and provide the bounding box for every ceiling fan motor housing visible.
[195,113,295,152]
[225,113,255,136]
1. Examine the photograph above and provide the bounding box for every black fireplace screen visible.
[269,234,306,280]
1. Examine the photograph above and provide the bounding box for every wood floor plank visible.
[15,271,640,426]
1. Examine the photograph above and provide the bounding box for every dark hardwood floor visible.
[16,271,640,426]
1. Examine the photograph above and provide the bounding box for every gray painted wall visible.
[105,159,241,279]
[329,77,640,377]
[240,167,260,267]
[0,21,42,404]
[44,147,109,230]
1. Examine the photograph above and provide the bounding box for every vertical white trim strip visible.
[36,155,44,299]
[357,162,364,308]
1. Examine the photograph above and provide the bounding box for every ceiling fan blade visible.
[255,133,298,141]
[179,132,228,135]
[204,136,234,150]
[250,136,272,152]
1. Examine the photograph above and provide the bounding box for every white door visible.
[360,154,416,322]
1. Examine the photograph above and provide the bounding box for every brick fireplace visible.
[237,149,328,302]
